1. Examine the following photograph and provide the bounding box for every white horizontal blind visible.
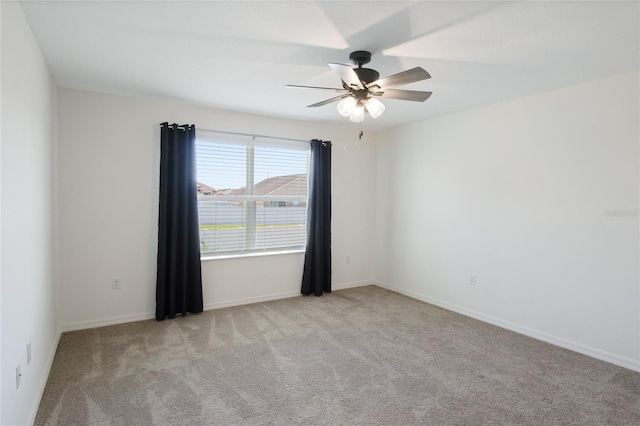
[196,135,309,256]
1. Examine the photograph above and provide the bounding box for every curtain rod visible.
[196,128,310,144]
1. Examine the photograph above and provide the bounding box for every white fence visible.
[198,200,306,225]
[198,200,307,253]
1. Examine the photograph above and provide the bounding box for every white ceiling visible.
[20,0,640,130]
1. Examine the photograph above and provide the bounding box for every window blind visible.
[196,134,309,256]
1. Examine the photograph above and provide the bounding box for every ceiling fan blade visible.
[328,63,364,90]
[286,85,348,93]
[366,67,431,90]
[307,94,350,108]
[373,89,432,102]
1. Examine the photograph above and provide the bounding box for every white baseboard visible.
[333,280,373,290]
[205,280,373,310]
[27,327,62,425]
[374,281,640,372]
[61,280,373,331]
[61,311,155,332]
[204,290,301,311]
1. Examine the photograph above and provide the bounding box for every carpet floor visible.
[35,286,639,425]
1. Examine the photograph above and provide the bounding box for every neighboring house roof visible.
[212,188,235,196]
[231,174,307,196]
[197,182,216,195]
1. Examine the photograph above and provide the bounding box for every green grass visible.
[199,223,305,231]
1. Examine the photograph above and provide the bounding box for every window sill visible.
[201,249,305,261]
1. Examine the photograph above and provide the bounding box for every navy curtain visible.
[156,122,203,320]
[302,139,332,296]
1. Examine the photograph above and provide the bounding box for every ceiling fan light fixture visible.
[349,102,365,123]
[288,51,431,123]
[365,97,385,118]
[337,96,357,117]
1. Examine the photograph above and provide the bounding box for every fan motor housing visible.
[354,68,380,85]
[342,67,380,90]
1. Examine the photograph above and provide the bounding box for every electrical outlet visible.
[16,364,22,389]
[27,342,32,365]
[346,256,351,265]
[112,277,122,290]
[469,274,477,286]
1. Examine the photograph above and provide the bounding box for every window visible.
[196,133,309,257]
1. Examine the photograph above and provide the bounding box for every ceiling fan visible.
[287,51,432,123]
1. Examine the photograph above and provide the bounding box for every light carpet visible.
[35,286,639,425]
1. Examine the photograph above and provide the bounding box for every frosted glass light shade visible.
[349,104,365,123]
[336,96,357,117]
[365,97,385,118]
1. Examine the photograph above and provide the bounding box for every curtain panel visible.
[301,139,332,296]
[156,122,203,320]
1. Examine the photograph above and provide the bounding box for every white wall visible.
[375,72,640,371]
[0,2,3,421]
[57,89,375,330]
[1,2,59,424]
